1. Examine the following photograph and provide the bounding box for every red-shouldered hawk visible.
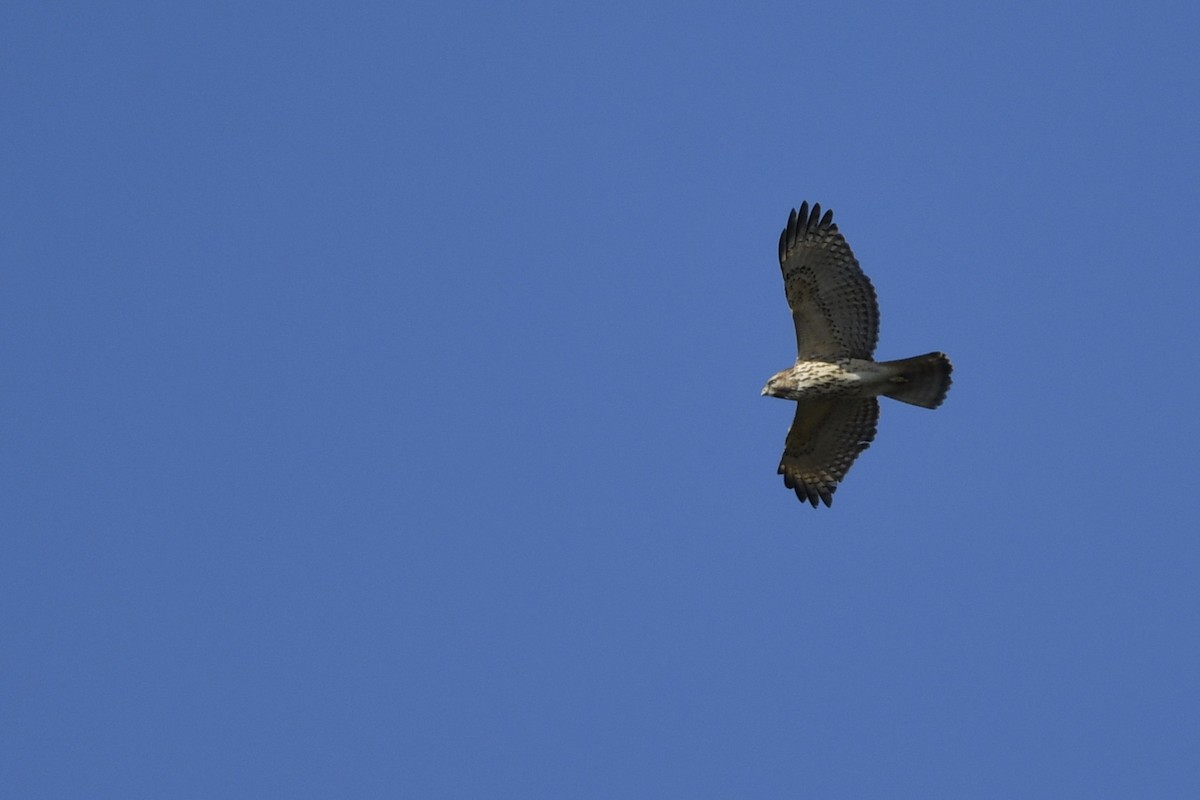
[763,202,952,507]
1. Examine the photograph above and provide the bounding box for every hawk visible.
[762,202,952,507]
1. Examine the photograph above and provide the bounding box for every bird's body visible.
[763,358,896,402]
[763,202,952,507]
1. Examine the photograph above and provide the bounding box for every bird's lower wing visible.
[778,398,879,507]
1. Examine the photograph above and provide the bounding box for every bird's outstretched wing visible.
[778,202,879,359]
[778,398,879,507]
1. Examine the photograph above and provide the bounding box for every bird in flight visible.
[762,202,952,507]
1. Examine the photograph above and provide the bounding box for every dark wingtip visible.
[781,202,838,259]
[782,204,795,259]
[783,476,834,508]
[819,486,833,507]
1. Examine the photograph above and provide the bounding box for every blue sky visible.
[4,1,1199,797]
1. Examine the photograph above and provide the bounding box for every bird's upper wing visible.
[778,397,879,507]
[778,202,879,359]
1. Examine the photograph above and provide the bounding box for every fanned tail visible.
[881,352,953,409]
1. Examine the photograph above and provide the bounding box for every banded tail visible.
[882,352,953,409]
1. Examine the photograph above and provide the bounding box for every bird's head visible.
[761,369,792,399]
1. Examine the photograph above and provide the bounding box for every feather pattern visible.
[778,202,880,360]
[777,397,880,507]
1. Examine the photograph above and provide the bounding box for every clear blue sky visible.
[4,1,1199,797]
